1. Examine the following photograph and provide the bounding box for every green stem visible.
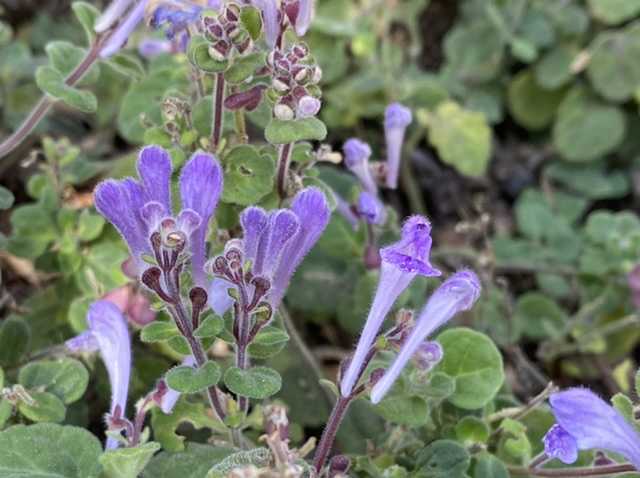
[399,127,427,215]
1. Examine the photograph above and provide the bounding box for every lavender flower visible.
[296,95,321,119]
[208,277,237,315]
[252,0,280,48]
[159,356,196,414]
[370,270,481,403]
[384,103,412,189]
[414,340,444,371]
[340,216,441,397]
[95,0,136,33]
[66,301,131,449]
[294,0,313,36]
[138,38,173,57]
[150,0,203,39]
[343,138,377,194]
[95,146,223,285]
[100,0,149,58]
[357,191,384,225]
[334,192,359,230]
[543,388,640,470]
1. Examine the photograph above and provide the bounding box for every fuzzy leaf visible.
[35,66,97,113]
[17,391,66,423]
[264,117,328,144]
[221,145,275,206]
[72,2,100,43]
[18,358,89,405]
[99,442,161,478]
[141,321,181,343]
[194,315,225,338]
[225,52,266,84]
[166,361,221,394]
[223,366,282,399]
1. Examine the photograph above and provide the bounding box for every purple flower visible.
[340,216,441,397]
[66,301,131,449]
[295,0,313,36]
[543,388,640,470]
[343,138,377,194]
[95,0,136,33]
[334,192,359,230]
[252,0,280,48]
[296,95,321,118]
[100,0,149,58]
[138,38,173,58]
[357,191,384,225]
[414,340,443,371]
[151,1,204,39]
[95,146,223,285]
[208,277,237,315]
[384,103,412,189]
[370,270,481,403]
[159,355,196,414]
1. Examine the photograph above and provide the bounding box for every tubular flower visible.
[370,270,481,403]
[94,146,223,286]
[95,0,137,32]
[66,301,132,449]
[343,138,377,194]
[384,102,412,189]
[357,191,384,225]
[252,0,280,48]
[340,215,441,397]
[543,388,640,470]
[100,0,149,58]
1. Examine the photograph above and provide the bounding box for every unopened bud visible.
[274,103,295,120]
[272,77,290,93]
[329,455,351,477]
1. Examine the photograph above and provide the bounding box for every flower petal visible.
[137,145,173,213]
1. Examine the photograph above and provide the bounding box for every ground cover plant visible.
[2,0,640,477]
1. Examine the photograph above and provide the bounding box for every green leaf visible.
[587,0,640,25]
[515,293,567,340]
[0,400,11,429]
[264,117,328,144]
[100,442,161,478]
[552,86,626,162]
[77,210,105,241]
[194,315,225,338]
[421,101,491,177]
[188,35,228,73]
[415,440,470,477]
[221,145,275,206]
[612,393,634,423]
[166,361,221,394]
[535,43,578,90]
[141,321,181,343]
[0,367,3,389]
[435,328,504,410]
[0,186,14,210]
[18,391,66,423]
[588,24,640,102]
[0,424,102,477]
[45,41,99,85]
[545,161,629,200]
[498,418,532,463]
[225,52,266,84]
[0,318,30,367]
[18,358,89,404]
[373,395,430,427]
[507,70,565,131]
[35,66,97,113]
[247,326,289,359]
[223,366,282,399]
[443,23,505,83]
[151,399,224,452]
[473,453,509,478]
[104,53,145,80]
[455,416,490,444]
[72,2,100,43]
[240,6,263,41]
[206,448,271,478]
[143,443,234,478]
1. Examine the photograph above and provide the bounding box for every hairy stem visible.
[508,464,637,477]
[0,33,106,159]
[277,142,293,199]
[313,395,352,473]
[210,72,226,151]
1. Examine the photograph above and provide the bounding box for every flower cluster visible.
[202,3,256,59]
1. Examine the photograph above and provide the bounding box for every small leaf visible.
[77,210,105,242]
[188,35,227,73]
[99,442,161,478]
[18,391,66,423]
[206,448,271,478]
[247,326,289,359]
[240,6,263,41]
[611,393,634,422]
[166,361,221,394]
[373,395,429,427]
[36,66,97,113]
[0,186,14,210]
[415,440,470,477]
[143,443,234,478]
[104,53,145,79]
[221,145,275,206]
[264,117,328,144]
[473,453,509,478]
[515,293,567,340]
[0,318,30,367]
[45,41,99,85]
[223,366,282,399]
[141,321,181,343]
[507,70,565,130]
[194,315,225,338]
[455,416,490,444]
[225,52,266,84]
[72,2,100,43]
[18,358,89,404]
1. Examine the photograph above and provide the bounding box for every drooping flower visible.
[370,270,481,403]
[94,146,223,286]
[340,216,441,397]
[357,191,384,225]
[384,102,412,189]
[343,138,377,194]
[543,388,640,470]
[66,301,131,449]
[100,0,150,58]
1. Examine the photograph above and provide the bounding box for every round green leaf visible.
[223,366,282,399]
[143,443,234,478]
[435,328,504,410]
[507,70,565,131]
[455,416,490,444]
[534,44,579,90]
[514,292,567,340]
[0,423,102,477]
[166,361,221,394]
[35,66,97,113]
[221,145,275,206]
[240,6,262,41]
[18,391,66,423]
[18,358,89,404]
[0,186,14,210]
[188,35,227,73]
[264,117,328,144]
[247,326,289,359]
[473,453,509,478]
[194,315,225,338]
[552,86,626,162]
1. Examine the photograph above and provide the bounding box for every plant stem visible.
[277,142,293,199]
[0,33,106,159]
[231,86,248,144]
[399,126,427,216]
[210,72,226,151]
[508,464,637,477]
[313,395,353,473]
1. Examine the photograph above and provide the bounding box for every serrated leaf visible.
[421,101,491,177]
[18,391,66,423]
[36,66,97,113]
[435,328,504,410]
[141,321,181,343]
[507,70,565,130]
[194,315,224,338]
[166,361,221,393]
[225,52,266,84]
[0,318,30,367]
[0,186,14,210]
[224,366,281,399]
[221,145,275,206]
[264,117,328,144]
[72,2,100,43]
[0,423,102,477]
[100,442,161,478]
[18,358,89,404]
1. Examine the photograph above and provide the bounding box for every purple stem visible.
[313,395,352,473]
[277,142,293,199]
[211,72,226,151]
[508,464,637,477]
